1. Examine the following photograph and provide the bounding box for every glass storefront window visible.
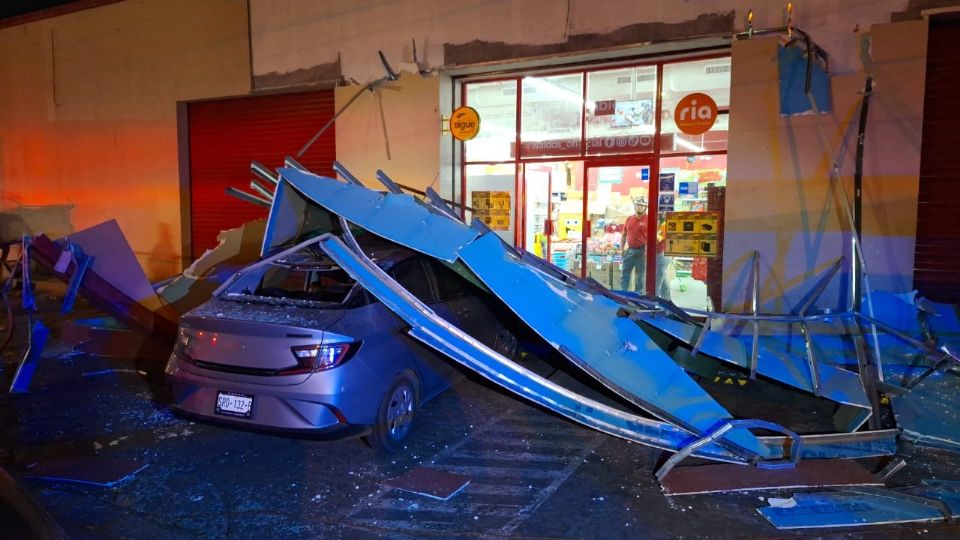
[465,163,516,244]
[464,80,517,162]
[585,66,657,155]
[656,155,727,310]
[461,55,731,298]
[661,58,730,154]
[520,73,584,159]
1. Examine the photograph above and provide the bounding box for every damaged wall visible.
[334,72,442,192]
[723,20,928,311]
[249,0,915,84]
[0,0,250,279]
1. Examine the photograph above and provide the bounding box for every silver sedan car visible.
[165,235,517,451]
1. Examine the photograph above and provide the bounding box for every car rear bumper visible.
[166,355,361,434]
[168,405,370,440]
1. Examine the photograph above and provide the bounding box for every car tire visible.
[365,373,419,453]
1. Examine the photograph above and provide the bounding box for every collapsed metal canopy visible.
[271,167,769,458]
[248,165,941,464]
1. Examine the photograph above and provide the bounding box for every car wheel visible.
[365,374,419,453]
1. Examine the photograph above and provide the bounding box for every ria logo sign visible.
[674,93,718,136]
[449,106,481,141]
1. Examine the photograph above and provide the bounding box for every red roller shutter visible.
[187,90,335,260]
[915,15,960,304]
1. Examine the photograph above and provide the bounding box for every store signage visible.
[450,106,481,141]
[674,93,718,135]
[663,211,721,258]
[678,181,698,195]
[594,99,617,116]
[513,134,654,158]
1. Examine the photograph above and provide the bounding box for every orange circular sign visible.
[673,93,718,135]
[449,106,481,141]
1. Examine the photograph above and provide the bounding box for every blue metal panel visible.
[892,369,960,452]
[643,317,872,413]
[457,232,769,458]
[778,44,831,115]
[868,290,924,335]
[277,168,478,262]
[913,480,960,517]
[759,491,945,529]
[260,179,300,256]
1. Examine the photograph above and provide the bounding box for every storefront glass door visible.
[584,162,655,292]
[522,161,584,275]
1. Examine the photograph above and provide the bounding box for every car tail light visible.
[174,329,195,364]
[281,342,357,374]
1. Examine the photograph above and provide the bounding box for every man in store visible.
[619,198,648,292]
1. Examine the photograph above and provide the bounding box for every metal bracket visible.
[375,169,404,195]
[20,236,35,312]
[9,316,49,394]
[655,419,802,483]
[332,161,364,186]
[61,247,93,314]
[425,187,460,220]
[251,160,279,185]
[283,155,307,171]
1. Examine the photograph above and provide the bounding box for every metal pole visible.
[853,77,873,312]
[750,251,760,379]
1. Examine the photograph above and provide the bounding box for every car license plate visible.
[215,391,253,419]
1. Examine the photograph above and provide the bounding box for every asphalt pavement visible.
[3,285,960,539]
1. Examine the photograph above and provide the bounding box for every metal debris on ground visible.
[382,467,471,500]
[758,483,960,529]
[659,459,882,496]
[23,457,148,488]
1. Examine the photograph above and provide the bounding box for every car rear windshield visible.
[221,245,361,307]
[255,264,357,304]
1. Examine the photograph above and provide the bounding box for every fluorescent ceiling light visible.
[674,137,704,153]
[523,76,593,108]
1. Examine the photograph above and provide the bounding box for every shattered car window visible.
[221,245,358,307]
[256,265,356,304]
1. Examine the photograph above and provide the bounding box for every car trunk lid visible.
[179,299,346,384]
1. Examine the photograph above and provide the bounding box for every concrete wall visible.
[0,0,250,279]
[250,0,917,84]
[723,20,928,312]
